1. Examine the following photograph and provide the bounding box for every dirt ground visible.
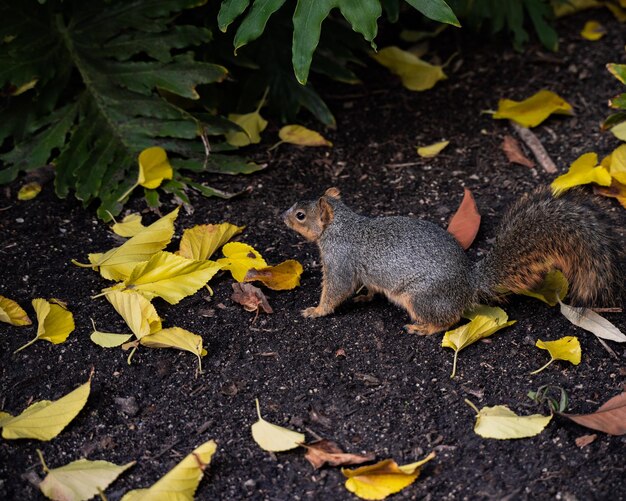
[1,10,625,501]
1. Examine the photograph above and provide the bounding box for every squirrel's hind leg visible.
[390,292,459,335]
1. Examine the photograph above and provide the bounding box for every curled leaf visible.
[561,392,626,435]
[279,125,332,147]
[17,181,42,201]
[551,152,611,195]
[251,399,304,452]
[501,135,534,168]
[225,111,268,146]
[531,336,581,374]
[303,440,375,469]
[232,283,273,314]
[118,147,174,201]
[105,290,161,340]
[0,295,32,326]
[243,260,303,290]
[15,299,75,353]
[446,188,481,250]
[178,223,245,261]
[466,400,552,439]
[417,140,449,158]
[493,90,574,128]
[580,20,606,40]
[371,46,446,91]
[140,327,207,373]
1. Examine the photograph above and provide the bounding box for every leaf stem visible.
[464,399,480,414]
[255,398,262,420]
[36,449,49,473]
[13,336,38,354]
[118,182,138,203]
[530,358,554,375]
[450,350,459,378]
[127,345,138,365]
[255,87,270,114]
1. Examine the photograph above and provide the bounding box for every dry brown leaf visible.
[593,179,626,209]
[231,283,273,314]
[561,392,626,435]
[447,188,481,250]
[501,135,534,168]
[302,440,375,469]
[575,434,597,448]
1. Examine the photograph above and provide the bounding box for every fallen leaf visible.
[608,62,626,84]
[140,327,207,373]
[442,306,516,377]
[14,299,75,353]
[574,434,597,447]
[553,0,601,18]
[606,2,626,22]
[371,46,446,91]
[243,260,303,290]
[558,302,626,342]
[89,319,133,348]
[466,400,552,439]
[74,207,180,281]
[417,140,449,158]
[0,295,32,326]
[178,223,245,261]
[446,188,481,250]
[608,143,626,184]
[593,179,626,209]
[561,392,626,435]
[118,147,174,201]
[342,452,435,500]
[551,152,611,195]
[231,283,273,314]
[610,121,626,141]
[251,399,304,452]
[279,125,332,147]
[302,440,375,469]
[111,251,222,305]
[519,270,569,306]
[1,374,91,440]
[226,111,268,146]
[217,242,267,282]
[121,440,217,500]
[105,290,161,339]
[493,90,574,127]
[501,135,534,168]
[111,213,145,238]
[531,336,581,374]
[38,450,135,501]
[17,181,42,201]
[580,20,606,40]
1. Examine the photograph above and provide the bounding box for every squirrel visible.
[283,186,623,335]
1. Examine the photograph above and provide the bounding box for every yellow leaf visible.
[17,181,42,201]
[105,290,161,340]
[551,152,611,195]
[14,299,75,353]
[493,89,574,127]
[217,242,267,282]
[609,144,626,184]
[251,399,305,452]
[138,147,173,189]
[111,213,146,238]
[225,111,268,146]
[531,336,582,374]
[140,327,206,373]
[417,140,449,158]
[121,440,216,501]
[442,306,516,378]
[1,375,91,440]
[466,400,552,439]
[114,251,222,304]
[39,451,135,501]
[75,207,179,281]
[552,0,600,18]
[278,125,333,147]
[243,260,303,290]
[371,46,446,91]
[11,78,38,96]
[178,223,245,261]
[519,270,569,306]
[89,318,134,348]
[342,452,435,500]
[0,295,32,326]
[606,2,626,22]
[580,20,606,40]
[610,121,626,141]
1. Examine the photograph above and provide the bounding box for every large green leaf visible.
[404,0,460,27]
[234,0,287,51]
[218,0,251,32]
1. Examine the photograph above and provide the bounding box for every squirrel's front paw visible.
[302,306,326,318]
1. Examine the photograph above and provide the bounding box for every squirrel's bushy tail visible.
[473,187,623,306]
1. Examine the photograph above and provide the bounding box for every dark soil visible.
[1,10,625,501]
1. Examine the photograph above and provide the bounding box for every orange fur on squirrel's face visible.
[282,187,340,242]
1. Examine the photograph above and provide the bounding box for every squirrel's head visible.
[283,187,341,242]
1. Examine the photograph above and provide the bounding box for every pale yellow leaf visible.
[519,270,569,306]
[15,299,75,353]
[251,399,304,452]
[138,146,173,189]
[467,401,552,439]
[417,140,449,158]
[610,121,626,141]
[243,260,303,290]
[120,440,216,501]
[105,290,161,340]
[342,453,435,500]
[17,181,42,201]
[217,242,267,282]
[1,376,91,440]
[371,46,446,91]
[278,125,333,147]
[178,223,245,261]
[39,454,135,501]
[551,152,611,195]
[115,251,222,304]
[140,327,206,372]
[111,213,146,238]
[531,336,581,374]
[559,302,626,342]
[552,0,600,17]
[89,319,134,348]
[76,207,180,281]
[580,20,606,40]
[0,295,32,326]
[225,111,268,146]
[493,90,574,127]
[11,78,38,96]
[609,143,626,184]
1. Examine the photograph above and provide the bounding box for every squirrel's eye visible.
[295,211,306,221]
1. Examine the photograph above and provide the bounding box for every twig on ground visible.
[511,122,557,174]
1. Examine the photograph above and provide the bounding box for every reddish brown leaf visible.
[593,179,626,209]
[302,440,375,469]
[574,434,597,448]
[561,392,626,435]
[501,135,535,168]
[231,283,273,314]
[447,188,481,250]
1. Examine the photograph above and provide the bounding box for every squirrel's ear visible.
[324,187,341,199]
[318,197,334,225]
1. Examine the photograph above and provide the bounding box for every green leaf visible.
[404,0,460,27]
[338,0,381,49]
[608,63,626,84]
[218,0,251,32]
[610,93,626,111]
[234,0,288,51]
[382,0,400,22]
[602,112,626,131]
[524,0,558,51]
